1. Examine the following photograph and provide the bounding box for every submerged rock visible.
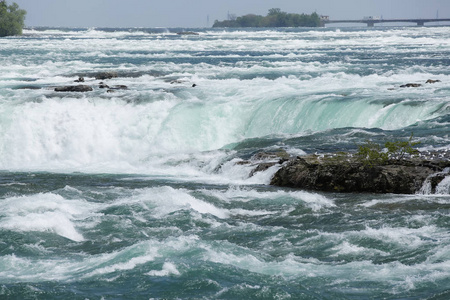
[15,85,41,90]
[400,83,422,88]
[106,85,128,93]
[270,154,450,194]
[54,85,93,92]
[241,150,291,177]
[94,72,118,80]
[170,79,186,84]
[426,79,441,84]
[177,31,199,35]
[109,85,128,90]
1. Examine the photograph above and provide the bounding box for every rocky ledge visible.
[269,153,450,194]
[54,85,93,92]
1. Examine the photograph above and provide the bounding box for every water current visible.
[0,26,449,299]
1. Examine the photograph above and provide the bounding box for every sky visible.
[12,0,450,28]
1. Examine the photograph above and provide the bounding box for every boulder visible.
[15,85,41,90]
[252,150,290,162]
[239,150,291,177]
[109,85,128,90]
[106,85,128,93]
[94,72,118,80]
[400,83,422,88]
[270,154,450,194]
[249,162,278,177]
[177,31,199,35]
[74,77,85,82]
[426,79,441,84]
[170,80,186,84]
[54,85,93,92]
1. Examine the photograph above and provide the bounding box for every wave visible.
[1,73,449,172]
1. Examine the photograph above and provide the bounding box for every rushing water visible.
[1,26,450,299]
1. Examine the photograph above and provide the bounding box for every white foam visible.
[436,176,450,194]
[87,253,157,277]
[330,241,389,257]
[204,186,335,212]
[146,262,181,276]
[1,212,84,242]
[0,235,201,283]
[0,193,99,242]
[201,241,450,295]
[112,186,229,219]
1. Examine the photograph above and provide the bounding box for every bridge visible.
[321,18,450,27]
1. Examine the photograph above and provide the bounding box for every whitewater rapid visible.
[1,26,449,299]
[1,27,450,174]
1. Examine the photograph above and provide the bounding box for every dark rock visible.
[400,83,422,88]
[270,154,450,194]
[95,72,118,80]
[235,160,251,165]
[170,80,185,84]
[426,79,441,84]
[244,150,291,177]
[192,84,197,87]
[15,85,41,90]
[54,85,93,92]
[177,31,199,35]
[69,70,165,80]
[109,85,128,90]
[74,77,85,82]
[99,83,109,89]
[428,173,447,193]
[249,162,277,177]
[252,150,290,163]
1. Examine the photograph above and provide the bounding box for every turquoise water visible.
[1,27,449,299]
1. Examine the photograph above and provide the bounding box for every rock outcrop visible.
[270,154,450,194]
[400,83,422,88]
[426,79,441,84]
[54,85,93,92]
[177,31,199,35]
[94,72,118,80]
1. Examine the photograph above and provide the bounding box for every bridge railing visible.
[322,18,450,27]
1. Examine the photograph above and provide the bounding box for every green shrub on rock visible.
[356,134,421,167]
[385,133,420,160]
[356,140,389,167]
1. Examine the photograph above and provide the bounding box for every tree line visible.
[0,1,26,37]
[213,8,321,28]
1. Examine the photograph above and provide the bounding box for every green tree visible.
[267,8,282,16]
[213,9,321,28]
[236,14,264,27]
[0,1,26,37]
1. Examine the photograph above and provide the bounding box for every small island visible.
[0,0,26,37]
[213,8,321,28]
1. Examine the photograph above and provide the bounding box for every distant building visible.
[320,15,330,21]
